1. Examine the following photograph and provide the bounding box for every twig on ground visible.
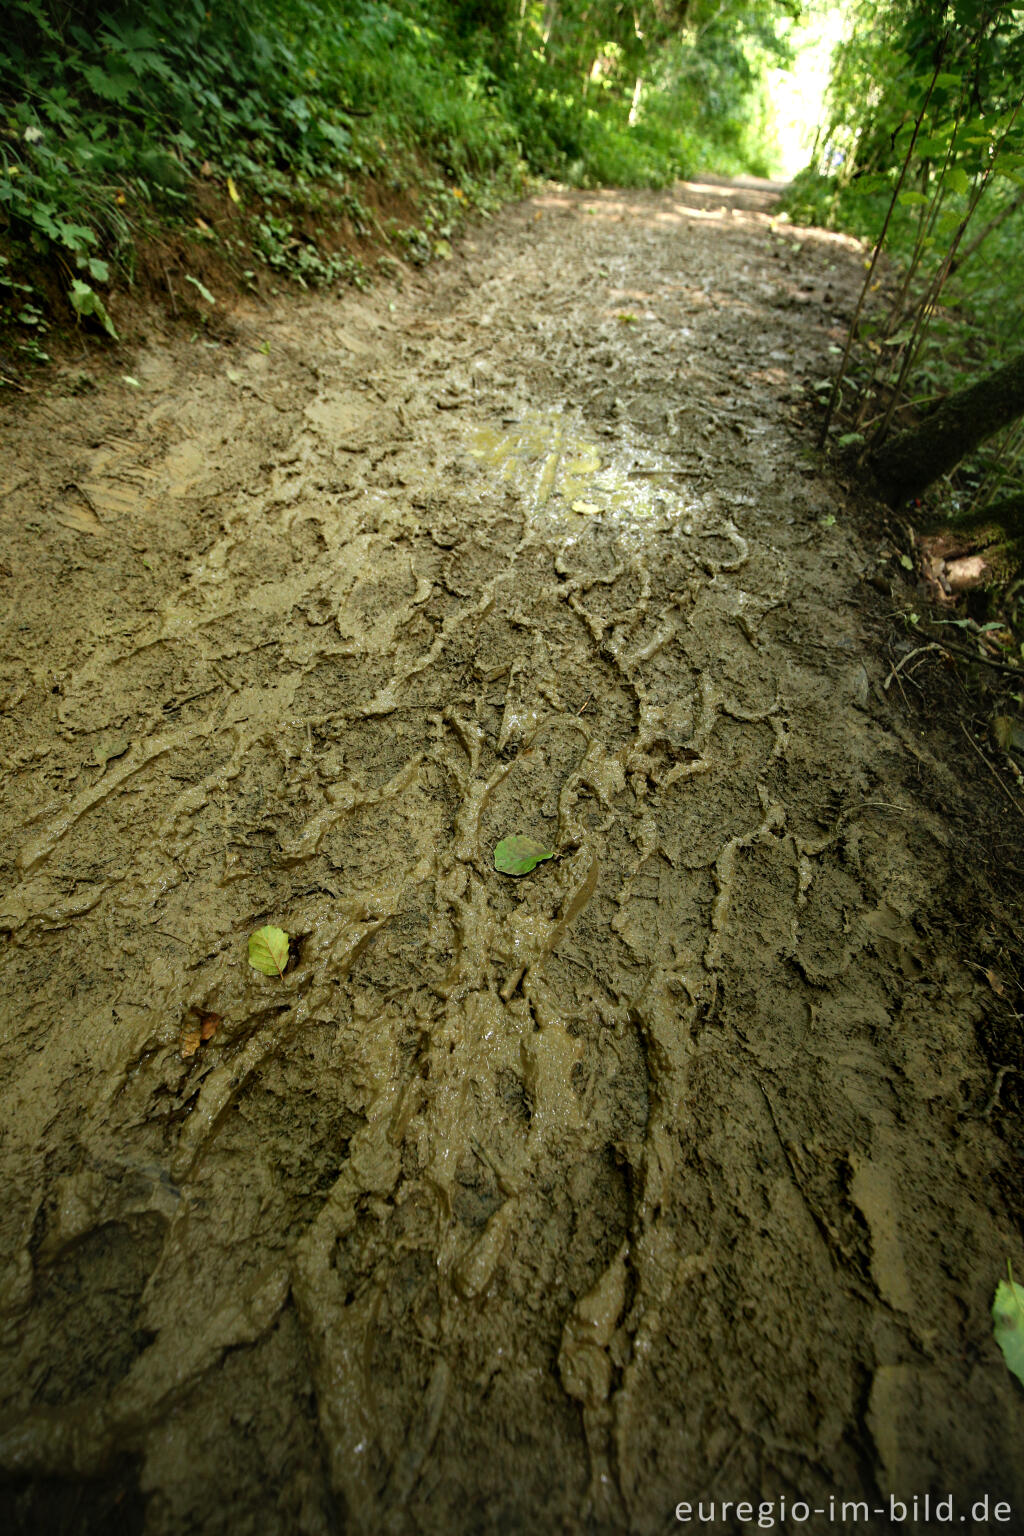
[883,642,948,690]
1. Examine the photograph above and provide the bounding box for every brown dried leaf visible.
[199,1011,222,1042]
[180,1028,201,1060]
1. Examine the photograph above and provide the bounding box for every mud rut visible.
[1,180,1022,1536]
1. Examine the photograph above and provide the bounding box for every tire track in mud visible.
[0,180,1022,1534]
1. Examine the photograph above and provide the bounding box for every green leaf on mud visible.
[993,1270,1024,1390]
[837,432,864,447]
[248,924,290,976]
[494,835,555,877]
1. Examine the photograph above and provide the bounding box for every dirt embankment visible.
[0,179,1022,1535]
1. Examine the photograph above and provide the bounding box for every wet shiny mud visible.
[1,180,1022,1534]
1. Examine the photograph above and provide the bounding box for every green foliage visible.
[787,0,1024,582]
[993,1265,1024,1391]
[495,0,796,186]
[0,0,796,350]
[0,0,523,330]
[68,275,117,336]
[0,253,50,363]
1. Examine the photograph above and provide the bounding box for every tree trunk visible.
[870,348,1024,505]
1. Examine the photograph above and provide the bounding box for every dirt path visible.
[1,179,1022,1536]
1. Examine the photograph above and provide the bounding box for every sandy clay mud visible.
[0,179,1022,1534]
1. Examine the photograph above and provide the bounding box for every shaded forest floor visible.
[1,179,1023,1535]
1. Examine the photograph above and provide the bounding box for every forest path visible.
[1,179,1022,1535]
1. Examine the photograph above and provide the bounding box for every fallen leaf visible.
[180,1028,201,1060]
[248,924,289,976]
[199,1011,222,1041]
[993,1270,1024,1390]
[571,500,601,515]
[494,834,555,877]
[992,715,1024,753]
[227,175,240,204]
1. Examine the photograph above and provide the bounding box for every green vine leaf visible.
[494,834,555,877]
[248,924,290,977]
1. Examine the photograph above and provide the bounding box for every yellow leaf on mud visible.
[227,176,240,205]
[571,500,601,515]
[180,1028,201,1060]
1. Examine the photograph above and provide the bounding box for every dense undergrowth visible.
[781,0,1024,646]
[0,0,794,372]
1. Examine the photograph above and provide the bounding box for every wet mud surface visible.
[1,179,1022,1534]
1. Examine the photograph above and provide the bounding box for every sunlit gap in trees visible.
[768,0,852,178]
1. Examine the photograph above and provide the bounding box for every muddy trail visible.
[1,178,1023,1536]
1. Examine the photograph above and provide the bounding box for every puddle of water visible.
[468,407,692,525]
